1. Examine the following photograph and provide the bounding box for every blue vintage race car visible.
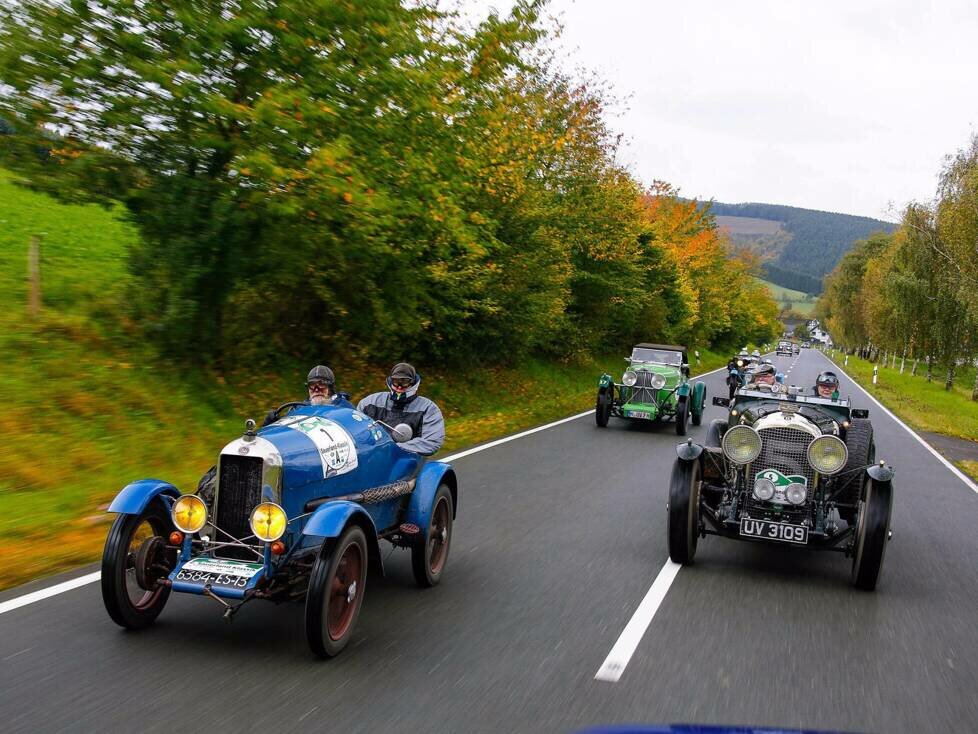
[100,402,458,657]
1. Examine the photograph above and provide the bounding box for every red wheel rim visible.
[428,497,451,575]
[327,541,363,641]
[124,519,166,610]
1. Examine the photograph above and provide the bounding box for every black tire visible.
[852,477,893,591]
[705,418,726,448]
[837,419,875,519]
[675,397,688,436]
[412,485,454,587]
[595,388,612,427]
[306,525,369,658]
[667,458,701,564]
[101,499,173,630]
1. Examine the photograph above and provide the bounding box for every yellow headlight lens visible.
[172,495,208,534]
[722,425,762,465]
[250,502,287,542]
[808,435,848,475]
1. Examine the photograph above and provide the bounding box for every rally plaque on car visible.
[174,558,263,589]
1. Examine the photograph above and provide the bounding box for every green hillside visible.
[753,276,816,317]
[707,201,898,292]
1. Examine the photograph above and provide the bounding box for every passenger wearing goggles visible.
[814,371,841,399]
[357,362,445,456]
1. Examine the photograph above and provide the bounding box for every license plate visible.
[174,558,263,589]
[739,518,808,545]
[627,410,651,419]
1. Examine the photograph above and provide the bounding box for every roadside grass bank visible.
[0,169,730,590]
[823,350,978,480]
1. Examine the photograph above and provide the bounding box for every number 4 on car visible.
[100,405,458,657]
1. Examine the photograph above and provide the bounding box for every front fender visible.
[107,479,180,515]
[303,500,378,539]
[676,439,704,461]
[303,501,384,577]
[406,462,457,532]
[691,381,706,411]
[676,383,691,398]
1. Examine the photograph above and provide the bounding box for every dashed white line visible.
[594,560,682,682]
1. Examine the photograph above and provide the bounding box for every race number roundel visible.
[280,415,359,478]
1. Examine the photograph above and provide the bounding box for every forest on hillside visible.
[705,201,898,293]
[0,0,779,370]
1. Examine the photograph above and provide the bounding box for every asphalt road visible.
[2,349,976,733]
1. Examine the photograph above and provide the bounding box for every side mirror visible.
[391,423,413,443]
[851,409,869,419]
[712,396,730,407]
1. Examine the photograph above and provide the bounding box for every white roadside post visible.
[844,354,849,366]
[873,365,879,385]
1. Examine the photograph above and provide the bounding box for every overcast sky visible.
[460,0,978,221]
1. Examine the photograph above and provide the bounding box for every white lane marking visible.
[821,352,978,495]
[595,560,682,683]
[0,363,733,615]
[0,572,101,616]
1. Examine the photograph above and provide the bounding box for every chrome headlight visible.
[807,435,848,475]
[753,477,776,501]
[622,370,638,387]
[650,373,667,389]
[785,482,808,505]
[250,502,287,542]
[172,495,208,534]
[722,425,762,465]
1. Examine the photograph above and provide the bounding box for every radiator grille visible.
[215,455,263,560]
[624,371,676,405]
[752,426,815,491]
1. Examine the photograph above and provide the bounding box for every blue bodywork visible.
[108,403,456,601]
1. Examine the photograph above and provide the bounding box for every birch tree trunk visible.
[912,358,919,376]
[945,365,955,391]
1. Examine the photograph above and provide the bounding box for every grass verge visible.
[823,350,978,482]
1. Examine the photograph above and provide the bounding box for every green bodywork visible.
[599,362,703,421]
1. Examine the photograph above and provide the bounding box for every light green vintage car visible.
[595,343,706,435]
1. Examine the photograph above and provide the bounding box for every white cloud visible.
[459,0,978,219]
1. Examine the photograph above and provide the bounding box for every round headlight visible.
[250,502,287,542]
[172,494,208,534]
[807,435,848,475]
[785,482,808,505]
[722,425,762,465]
[753,477,775,501]
[622,370,638,387]
[650,373,667,389]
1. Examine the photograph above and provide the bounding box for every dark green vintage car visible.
[595,343,706,435]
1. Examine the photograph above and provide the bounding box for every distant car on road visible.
[776,340,794,356]
[802,341,812,349]
[596,343,706,435]
[667,381,893,590]
[100,404,458,657]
